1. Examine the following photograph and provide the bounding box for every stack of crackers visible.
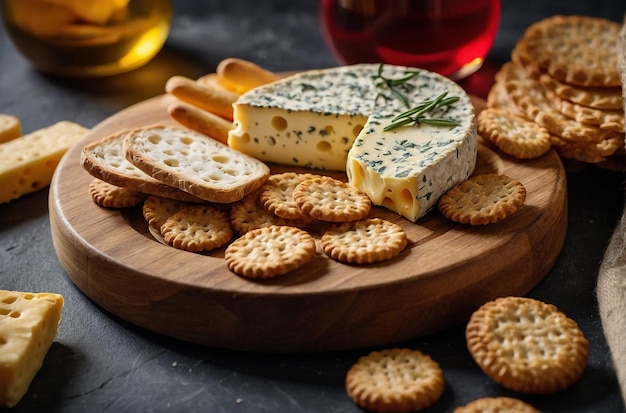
[486,15,625,168]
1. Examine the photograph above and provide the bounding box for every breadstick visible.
[167,100,232,144]
[165,75,238,121]
[197,73,246,95]
[216,58,279,92]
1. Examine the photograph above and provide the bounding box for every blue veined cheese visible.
[228,64,477,221]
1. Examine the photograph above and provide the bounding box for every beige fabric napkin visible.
[597,17,626,403]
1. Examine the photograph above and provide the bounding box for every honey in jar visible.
[1,0,172,77]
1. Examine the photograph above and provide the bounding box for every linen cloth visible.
[597,17,626,404]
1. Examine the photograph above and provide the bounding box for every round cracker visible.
[437,174,526,225]
[346,348,445,413]
[466,296,589,394]
[230,190,309,234]
[89,178,147,209]
[538,73,623,110]
[501,61,618,143]
[142,195,191,230]
[160,204,234,252]
[224,225,316,279]
[293,176,371,223]
[453,397,540,413]
[477,108,551,159]
[259,172,317,221]
[321,218,407,264]
[521,15,622,87]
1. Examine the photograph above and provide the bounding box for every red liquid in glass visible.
[320,0,500,79]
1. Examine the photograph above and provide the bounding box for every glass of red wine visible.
[319,0,501,80]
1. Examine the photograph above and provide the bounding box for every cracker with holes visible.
[293,176,370,222]
[438,174,526,225]
[160,204,234,252]
[538,73,623,110]
[477,108,551,159]
[346,348,445,413]
[259,172,318,221]
[321,218,407,264]
[229,190,309,235]
[546,90,624,133]
[453,397,540,413]
[124,124,269,204]
[501,61,619,143]
[89,178,147,209]
[466,296,589,394]
[142,195,191,230]
[224,225,316,279]
[521,15,621,87]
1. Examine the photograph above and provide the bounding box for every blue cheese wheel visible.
[228,64,477,221]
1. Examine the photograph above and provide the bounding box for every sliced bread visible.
[124,125,270,203]
[81,129,204,202]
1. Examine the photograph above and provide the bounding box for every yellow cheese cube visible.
[0,121,88,204]
[0,290,64,408]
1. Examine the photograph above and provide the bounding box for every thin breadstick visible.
[165,75,238,121]
[167,100,233,144]
[197,73,246,95]
[216,58,279,92]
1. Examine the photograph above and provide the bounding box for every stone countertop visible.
[1,1,625,412]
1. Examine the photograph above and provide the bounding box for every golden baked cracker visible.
[160,205,234,252]
[466,296,589,394]
[546,90,624,132]
[486,78,526,118]
[346,348,445,413]
[259,172,318,221]
[502,61,617,143]
[88,178,147,209]
[142,195,191,230]
[438,174,526,225]
[321,218,407,264]
[539,73,623,110]
[229,190,308,234]
[453,397,540,413]
[477,108,551,159]
[521,15,622,87]
[224,225,316,279]
[549,134,625,164]
[293,176,371,223]
[510,39,541,78]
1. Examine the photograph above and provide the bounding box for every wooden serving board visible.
[49,94,567,352]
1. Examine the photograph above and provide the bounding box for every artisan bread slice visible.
[124,125,270,203]
[81,130,204,202]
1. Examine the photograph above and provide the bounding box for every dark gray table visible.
[1,1,626,412]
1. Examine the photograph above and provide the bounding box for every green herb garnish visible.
[371,63,420,108]
[384,92,461,131]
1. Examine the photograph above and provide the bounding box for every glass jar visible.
[1,0,172,78]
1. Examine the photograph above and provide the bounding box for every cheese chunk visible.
[0,121,89,204]
[0,290,64,408]
[0,114,22,144]
[229,64,476,221]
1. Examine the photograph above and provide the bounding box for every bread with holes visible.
[124,124,270,204]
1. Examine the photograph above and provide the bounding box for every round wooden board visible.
[49,94,567,352]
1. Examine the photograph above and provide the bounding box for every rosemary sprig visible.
[371,63,420,108]
[384,92,461,131]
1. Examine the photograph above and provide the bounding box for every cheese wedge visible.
[0,290,64,408]
[229,64,477,221]
[0,121,89,204]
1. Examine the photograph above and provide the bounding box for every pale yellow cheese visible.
[0,290,64,408]
[0,121,89,204]
[0,114,22,144]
